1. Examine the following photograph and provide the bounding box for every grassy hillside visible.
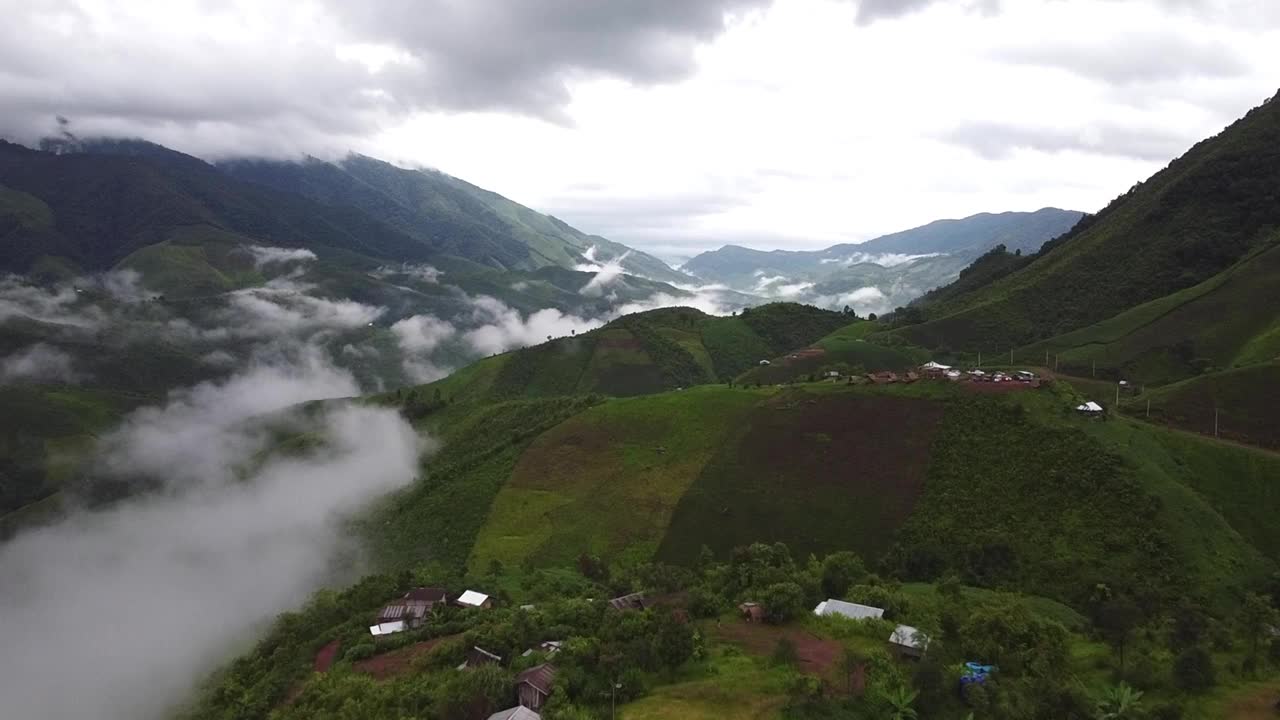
[1019,236,1280,385]
[1121,363,1280,451]
[371,376,1280,615]
[734,319,923,384]
[898,92,1280,353]
[412,304,852,406]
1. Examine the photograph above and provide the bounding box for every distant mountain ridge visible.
[679,208,1083,313]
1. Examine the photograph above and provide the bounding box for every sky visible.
[2,0,1279,262]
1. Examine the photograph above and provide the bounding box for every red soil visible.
[709,621,843,680]
[313,640,341,672]
[354,634,461,681]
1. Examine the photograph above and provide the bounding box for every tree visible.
[1094,682,1144,720]
[652,612,694,672]
[1095,597,1143,675]
[772,636,799,667]
[761,582,806,624]
[820,551,866,598]
[1173,646,1215,692]
[868,312,878,321]
[1241,592,1278,670]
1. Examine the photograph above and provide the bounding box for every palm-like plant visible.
[884,686,919,720]
[1095,682,1144,720]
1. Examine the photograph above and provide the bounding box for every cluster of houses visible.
[813,598,929,661]
[367,589,660,720]
[919,361,1039,385]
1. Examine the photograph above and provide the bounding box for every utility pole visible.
[612,681,622,720]
[1214,407,1220,439]
[1146,398,1151,418]
[1010,348,1014,365]
[1045,350,1049,367]
[1055,354,1059,372]
[1115,383,1120,409]
[1092,359,1096,378]
[978,351,982,368]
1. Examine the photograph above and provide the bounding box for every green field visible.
[1122,363,1280,451]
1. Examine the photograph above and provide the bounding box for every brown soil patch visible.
[354,634,461,681]
[1221,681,1280,719]
[709,621,842,680]
[314,640,341,673]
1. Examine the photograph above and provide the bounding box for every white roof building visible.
[487,706,541,720]
[921,361,952,371]
[813,599,885,621]
[369,620,406,636]
[457,590,491,608]
[889,624,929,651]
[1076,401,1104,413]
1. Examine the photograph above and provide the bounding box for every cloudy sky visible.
[2,0,1278,261]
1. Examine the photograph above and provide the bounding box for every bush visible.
[1149,702,1184,720]
[1173,646,1216,692]
[773,637,799,666]
[342,642,377,662]
[762,582,807,624]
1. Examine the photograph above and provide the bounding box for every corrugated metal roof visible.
[814,599,884,620]
[517,663,557,694]
[368,620,406,636]
[486,706,541,720]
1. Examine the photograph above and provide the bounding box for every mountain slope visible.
[221,153,690,283]
[0,140,436,275]
[898,91,1280,353]
[1019,233,1280,385]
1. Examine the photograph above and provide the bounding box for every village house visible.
[919,361,951,378]
[516,663,557,710]
[866,371,899,384]
[813,599,885,621]
[458,645,503,670]
[369,587,449,636]
[608,592,649,611]
[456,589,493,610]
[521,640,563,658]
[738,601,764,623]
[487,706,541,720]
[889,624,929,660]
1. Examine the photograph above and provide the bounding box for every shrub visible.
[773,637,799,666]
[1172,646,1216,692]
[342,642,376,662]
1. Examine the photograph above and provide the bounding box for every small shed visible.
[487,706,541,720]
[457,590,493,609]
[889,624,929,659]
[368,620,406,637]
[608,592,649,611]
[377,587,448,629]
[758,359,771,366]
[739,602,765,623]
[814,599,885,621]
[459,645,502,670]
[521,640,563,658]
[1075,401,1104,415]
[516,663,557,710]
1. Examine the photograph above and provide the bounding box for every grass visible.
[1123,363,1280,451]
[1019,238,1280,385]
[468,386,761,572]
[620,649,788,720]
[657,386,947,565]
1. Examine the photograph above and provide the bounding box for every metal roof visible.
[890,624,929,650]
[458,590,490,607]
[814,599,885,621]
[517,663,558,694]
[486,706,542,720]
[368,620,406,636]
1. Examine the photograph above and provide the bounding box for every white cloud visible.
[463,295,599,354]
[218,279,386,339]
[246,245,318,268]
[390,314,457,382]
[372,263,444,283]
[0,343,83,384]
[0,350,425,720]
[577,248,631,297]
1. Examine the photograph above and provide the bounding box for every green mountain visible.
[679,208,1083,312]
[220,153,690,283]
[897,92,1280,355]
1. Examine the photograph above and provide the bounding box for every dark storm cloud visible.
[0,0,766,156]
[941,121,1196,161]
[333,0,771,120]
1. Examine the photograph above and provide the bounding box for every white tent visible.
[814,599,885,621]
[921,361,951,371]
[1076,401,1104,413]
